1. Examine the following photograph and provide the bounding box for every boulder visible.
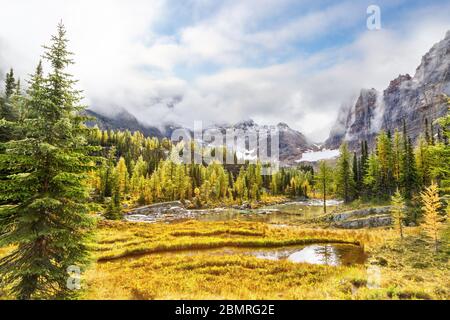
[335,214,392,229]
[332,206,391,222]
[126,201,186,215]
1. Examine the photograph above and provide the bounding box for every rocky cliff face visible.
[276,122,316,164]
[325,31,450,151]
[203,120,314,165]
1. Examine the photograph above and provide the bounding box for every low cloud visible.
[0,0,449,142]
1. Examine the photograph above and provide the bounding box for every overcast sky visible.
[0,0,449,141]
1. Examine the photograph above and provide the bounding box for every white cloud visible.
[0,0,449,141]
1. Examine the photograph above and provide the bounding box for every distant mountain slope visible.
[325,30,450,151]
[85,110,314,165]
[206,120,316,165]
[85,109,176,138]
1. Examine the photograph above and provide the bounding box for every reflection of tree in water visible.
[315,245,337,265]
[330,245,367,266]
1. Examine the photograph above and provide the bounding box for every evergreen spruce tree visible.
[392,129,402,187]
[100,147,116,200]
[4,68,16,99]
[415,136,431,188]
[352,152,359,198]
[105,170,122,220]
[0,69,21,143]
[400,121,418,200]
[376,131,394,197]
[336,142,355,203]
[425,118,431,144]
[0,23,95,299]
[359,140,369,197]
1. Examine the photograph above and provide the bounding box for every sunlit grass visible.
[92,220,375,261]
[1,215,448,300]
[81,219,448,300]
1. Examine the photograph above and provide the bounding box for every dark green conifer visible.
[0,23,96,299]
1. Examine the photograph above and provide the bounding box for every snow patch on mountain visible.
[297,149,340,162]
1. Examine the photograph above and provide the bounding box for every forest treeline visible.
[1,30,449,221]
[85,126,315,218]
[83,110,450,221]
[328,117,449,201]
[2,58,450,220]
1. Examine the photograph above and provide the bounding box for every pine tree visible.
[336,142,354,203]
[391,189,406,239]
[392,129,402,186]
[400,121,418,199]
[376,131,394,197]
[316,160,333,213]
[0,69,21,142]
[425,118,431,144]
[105,170,122,220]
[359,140,369,197]
[420,183,444,252]
[415,136,431,188]
[0,23,95,299]
[100,147,116,200]
[352,152,361,198]
[4,68,16,99]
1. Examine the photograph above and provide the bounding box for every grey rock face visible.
[332,206,391,222]
[332,206,392,229]
[85,109,178,138]
[276,122,316,165]
[326,31,450,151]
[335,215,392,229]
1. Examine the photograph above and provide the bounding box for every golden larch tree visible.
[420,183,444,252]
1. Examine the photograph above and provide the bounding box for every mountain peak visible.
[385,74,412,94]
[277,122,290,129]
[234,119,257,129]
[325,31,450,151]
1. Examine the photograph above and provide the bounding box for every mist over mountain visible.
[325,30,450,151]
[86,108,315,165]
[85,109,180,139]
[86,30,450,165]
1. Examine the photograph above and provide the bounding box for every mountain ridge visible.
[325,30,450,150]
[85,108,315,165]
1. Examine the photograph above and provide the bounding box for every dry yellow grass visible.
[91,220,376,261]
[1,218,448,300]
[81,220,448,300]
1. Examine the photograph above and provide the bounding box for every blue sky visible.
[0,0,449,141]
